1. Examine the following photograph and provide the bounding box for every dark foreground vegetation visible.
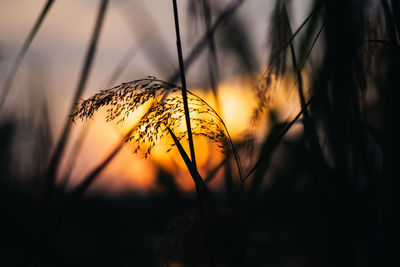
[0,0,396,266]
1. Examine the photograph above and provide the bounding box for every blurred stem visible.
[285,1,324,166]
[202,0,221,111]
[244,16,324,190]
[269,0,325,62]
[59,121,91,190]
[0,0,55,112]
[166,0,244,85]
[46,0,108,191]
[70,125,135,197]
[172,0,197,169]
[244,99,310,183]
[60,0,244,198]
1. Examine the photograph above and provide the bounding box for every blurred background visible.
[0,0,393,266]
[0,0,280,194]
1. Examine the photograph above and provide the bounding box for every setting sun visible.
[1,0,386,266]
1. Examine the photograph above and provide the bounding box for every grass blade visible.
[105,34,150,87]
[289,41,323,161]
[246,17,323,194]
[46,0,109,191]
[70,126,133,197]
[0,0,55,112]
[285,0,325,176]
[64,1,244,199]
[172,0,197,169]
[167,127,212,201]
[168,0,244,84]
[245,106,306,194]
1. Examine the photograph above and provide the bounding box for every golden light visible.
[64,74,302,194]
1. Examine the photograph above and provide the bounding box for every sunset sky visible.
[0,0,309,195]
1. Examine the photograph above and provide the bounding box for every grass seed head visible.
[72,77,231,158]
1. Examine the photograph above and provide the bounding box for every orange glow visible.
[62,75,301,195]
[61,111,157,195]
[268,73,309,120]
[217,80,255,139]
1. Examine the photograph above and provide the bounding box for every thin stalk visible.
[290,43,309,116]
[299,23,324,70]
[105,34,150,87]
[168,126,215,267]
[268,0,326,63]
[243,97,312,181]
[46,0,108,190]
[244,21,324,184]
[0,0,55,112]
[59,121,91,190]
[289,40,324,162]
[167,127,212,201]
[202,0,221,111]
[205,157,228,183]
[168,0,244,87]
[172,0,197,169]
[171,6,215,265]
[65,31,149,190]
[70,124,135,197]
[63,1,242,199]
[284,0,323,166]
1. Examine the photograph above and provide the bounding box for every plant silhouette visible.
[72,77,233,159]
[0,0,394,266]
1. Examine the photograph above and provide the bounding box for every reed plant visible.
[0,0,393,266]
